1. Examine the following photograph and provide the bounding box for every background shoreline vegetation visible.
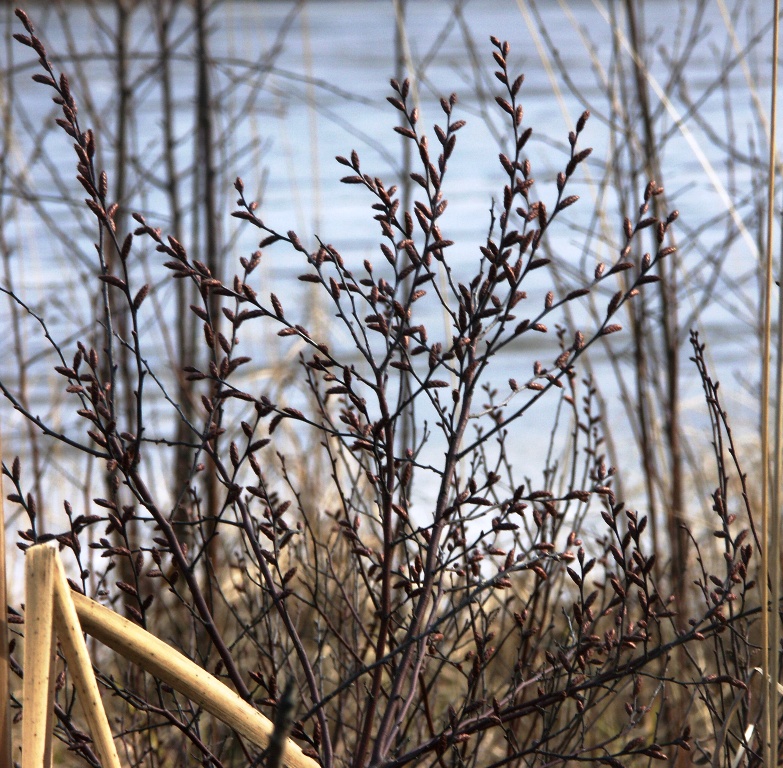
[0,1,779,766]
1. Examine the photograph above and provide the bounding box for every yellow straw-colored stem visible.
[51,552,121,768]
[22,545,57,768]
[69,589,320,768]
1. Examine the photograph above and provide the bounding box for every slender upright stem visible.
[762,2,781,764]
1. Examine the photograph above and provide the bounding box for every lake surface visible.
[0,0,774,532]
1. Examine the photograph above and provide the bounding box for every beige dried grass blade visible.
[69,589,319,768]
[22,545,56,768]
[0,436,11,768]
[50,551,121,768]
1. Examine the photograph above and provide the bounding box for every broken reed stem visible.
[22,545,56,768]
[50,550,121,768]
[21,543,319,768]
[69,588,319,768]
[763,1,781,764]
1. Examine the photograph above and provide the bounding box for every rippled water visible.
[0,0,773,524]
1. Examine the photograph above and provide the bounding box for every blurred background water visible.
[0,0,774,538]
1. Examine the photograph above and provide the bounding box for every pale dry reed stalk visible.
[762,1,781,764]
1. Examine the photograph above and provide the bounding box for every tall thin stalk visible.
[766,2,782,764]
[156,0,199,525]
[195,0,221,580]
